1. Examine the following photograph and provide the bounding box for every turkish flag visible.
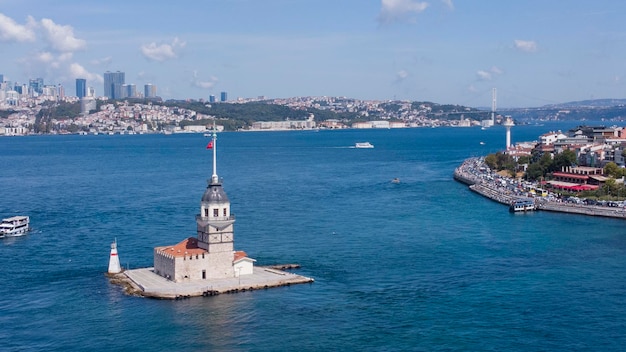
[206,141,213,149]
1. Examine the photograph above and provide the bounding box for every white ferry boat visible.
[355,142,374,149]
[509,200,536,213]
[0,216,30,238]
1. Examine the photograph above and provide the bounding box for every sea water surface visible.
[1,124,626,351]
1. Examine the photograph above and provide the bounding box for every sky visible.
[1,0,626,107]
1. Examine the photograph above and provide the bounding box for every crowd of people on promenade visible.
[454,157,626,218]
[454,157,537,201]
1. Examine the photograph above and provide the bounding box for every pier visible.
[110,266,314,299]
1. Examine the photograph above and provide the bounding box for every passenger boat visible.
[0,216,30,237]
[509,200,536,213]
[355,142,374,149]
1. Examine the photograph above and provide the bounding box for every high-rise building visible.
[0,74,4,83]
[209,95,216,103]
[104,71,125,99]
[76,78,87,99]
[144,83,157,98]
[29,78,44,95]
[220,91,227,102]
[122,84,136,99]
[87,86,95,98]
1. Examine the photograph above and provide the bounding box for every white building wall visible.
[154,251,176,280]
[234,259,255,276]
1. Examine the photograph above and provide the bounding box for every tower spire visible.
[211,120,218,184]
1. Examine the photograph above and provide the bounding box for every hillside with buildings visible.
[2,73,626,135]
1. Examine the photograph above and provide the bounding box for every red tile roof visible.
[552,172,589,180]
[233,251,248,262]
[155,237,207,257]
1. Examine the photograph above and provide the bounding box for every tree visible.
[517,155,530,165]
[602,178,618,197]
[604,162,621,178]
[553,149,577,172]
[525,163,544,181]
[539,153,553,172]
[484,154,497,170]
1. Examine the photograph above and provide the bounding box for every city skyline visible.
[1,1,626,107]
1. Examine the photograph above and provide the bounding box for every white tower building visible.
[194,129,236,279]
[152,127,253,282]
[503,117,515,149]
[108,241,122,274]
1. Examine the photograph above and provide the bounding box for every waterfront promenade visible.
[454,157,626,219]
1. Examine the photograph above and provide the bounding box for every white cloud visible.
[40,18,86,52]
[36,51,55,63]
[192,71,218,89]
[514,39,537,53]
[396,70,409,81]
[378,0,429,25]
[441,0,454,10]
[90,56,113,66]
[476,66,503,81]
[0,13,36,42]
[490,66,503,75]
[69,62,103,83]
[476,70,492,81]
[140,37,186,62]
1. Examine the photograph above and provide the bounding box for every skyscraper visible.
[0,74,4,83]
[76,78,87,99]
[103,71,125,99]
[144,83,157,98]
[122,84,136,99]
[209,95,216,103]
[29,78,44,95]
[220,91,227,102]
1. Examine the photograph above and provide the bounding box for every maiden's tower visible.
[153,130,253,282]
[117,129,314,299]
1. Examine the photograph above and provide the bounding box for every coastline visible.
[454,157,626,219]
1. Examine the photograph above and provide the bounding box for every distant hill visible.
[543,99,626,108]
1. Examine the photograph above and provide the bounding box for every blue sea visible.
[1,123,626,351]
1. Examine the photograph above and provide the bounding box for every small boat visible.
[509,200,536,213]
[480,141,485,145]
[355,142,374,149]
[0,216,30,238]
[392,178,400,184]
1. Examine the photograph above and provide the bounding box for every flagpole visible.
[211,121,218,184]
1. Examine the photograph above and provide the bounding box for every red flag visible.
[206,141,213,149]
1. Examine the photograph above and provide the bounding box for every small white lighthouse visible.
[108,240,122,274]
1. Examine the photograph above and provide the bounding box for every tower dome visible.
[201,181,230,203]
